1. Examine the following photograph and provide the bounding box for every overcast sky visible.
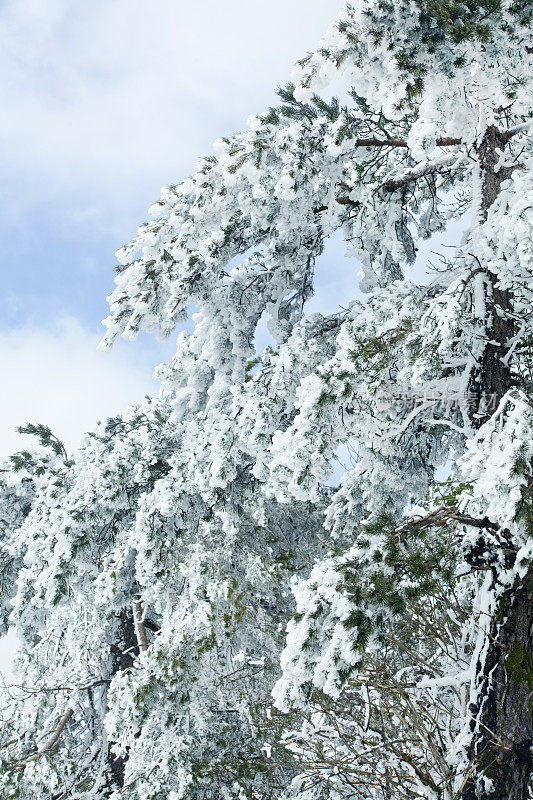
[0,0,349,462]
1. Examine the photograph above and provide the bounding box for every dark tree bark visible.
[463,567,533,800]
[105,608,138,793]
[461,126,533,800]
[467,125,515,427]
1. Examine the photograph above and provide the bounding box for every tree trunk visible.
[105,608,138,793]
[467,125,514,426]
[461,126,532,800]
[462,567,533,800]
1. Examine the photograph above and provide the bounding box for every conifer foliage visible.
[1,2,532,799]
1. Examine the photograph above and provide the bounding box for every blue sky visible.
[0,0,348,460]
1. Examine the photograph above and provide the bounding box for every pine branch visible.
[11,708,74,768]
[335,129,523,151]
[16,423,71,467]
[349,135,462,148]
[316,124,525,212]
[380,153,465,193]
[315,150,466,215]
[396,505,502,537]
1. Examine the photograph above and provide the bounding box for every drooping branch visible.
[12,708,74,768]
[274,135,464,151]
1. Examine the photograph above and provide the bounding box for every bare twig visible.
[12,708,74,767]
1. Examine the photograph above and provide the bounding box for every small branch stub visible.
[132,595,149,652]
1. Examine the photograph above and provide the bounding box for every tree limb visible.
[13,708,74,767]
[314,124,525,214]
[350,125,524,150]
[381,153,465,193]
[350,136,462,149]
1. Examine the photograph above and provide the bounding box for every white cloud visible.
[0,0,344,230]
[0,316,167,461]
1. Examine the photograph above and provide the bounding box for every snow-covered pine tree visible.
[1,405,322,799]
[1,2,532,799]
